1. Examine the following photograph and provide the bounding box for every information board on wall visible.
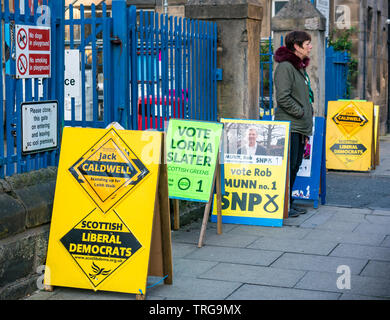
[45,127,163,294]
[22,100,57,154]
[166,119,223,202]
[211,119,290,227]
[326,100,374,171]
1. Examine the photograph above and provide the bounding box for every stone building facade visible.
[329,0,389,134]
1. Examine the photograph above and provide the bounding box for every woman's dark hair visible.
[285,31,311,52]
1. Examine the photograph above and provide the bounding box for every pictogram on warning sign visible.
[17,27,28,50]
[60,208,143,288]
[69,128,150,213]
[17,53,28,75]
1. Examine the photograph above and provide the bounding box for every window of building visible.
[272,1,288,17]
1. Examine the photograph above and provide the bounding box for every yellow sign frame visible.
[326,101,374,171]
[44,127,172,297]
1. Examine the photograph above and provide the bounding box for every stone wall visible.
[331,0,388,135]
[0,168,57,300]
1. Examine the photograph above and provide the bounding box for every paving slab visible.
[372,209,390,216]
[303,228,385,246]
[364,215,390,224]
[298,212,334,229]
[381,236,390,247]
[295,271,390,298]
[360,260,390,279]
[270,253,368,275]
[339,293,390,300]
[226,283,341,300]
[247,237,338,255]
[228,224,311,240]
[305,219,360,232]
[328,211,368,223]
[330,243,390,261]
[147,275,242,300]
[198,262,305,288]
[353,223,390,235]
[173,258,219,278]
[172,242,198,258]
[184,245,282,266]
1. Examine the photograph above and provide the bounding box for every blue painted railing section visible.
[131,8,218,131]
[259,37,273,119]
[0,0,64,178]
[1,3,217,177]
[64,2,112,128]
[325,45,350,115]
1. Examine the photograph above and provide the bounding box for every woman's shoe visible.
[288,207,300,218]
[291,204,307,214]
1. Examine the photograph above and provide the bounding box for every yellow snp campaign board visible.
[166,119,223,202]
[326,100,374,171]
[211,119,290,227]
[44,127,162,294]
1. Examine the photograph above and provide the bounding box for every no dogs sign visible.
[15,25,51,78]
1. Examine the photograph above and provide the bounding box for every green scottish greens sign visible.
[166,119,223,202]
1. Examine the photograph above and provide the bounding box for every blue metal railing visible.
[325,44,350,115]
[1,1,218,178]
[64,2,112,129]
[259,37,273,120]
[0,0,64,178]
[132,8,218,131]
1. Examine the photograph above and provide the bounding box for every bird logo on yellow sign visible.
[69,129,149,213]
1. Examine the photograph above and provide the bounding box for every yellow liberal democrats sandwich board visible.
[211,119,290,227]
[326,100,374,171]
[44,127,163,295]
[166,119,223,202]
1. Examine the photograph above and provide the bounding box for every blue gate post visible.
[112,0,130,128]
[51,0,65,146]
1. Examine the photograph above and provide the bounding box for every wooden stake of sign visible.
[173,199,180,230]
[216,161,223,235]
[198,156,222,248]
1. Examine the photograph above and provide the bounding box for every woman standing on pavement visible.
[273,31,314,218]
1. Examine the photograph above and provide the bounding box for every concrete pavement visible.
[25,136,390,300]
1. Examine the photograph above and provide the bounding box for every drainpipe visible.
[362,13,367,100]
[387,4,390,132]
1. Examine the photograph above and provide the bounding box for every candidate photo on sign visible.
[224,123,285,159]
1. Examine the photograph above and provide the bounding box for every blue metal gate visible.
[0,0,64,178]
[325,44,350,114]
[259,37,273,120]
[1,1,218,178]
[64,2,218,131]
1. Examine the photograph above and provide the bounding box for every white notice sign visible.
[22,101,58,153]
[64,49,81,98]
